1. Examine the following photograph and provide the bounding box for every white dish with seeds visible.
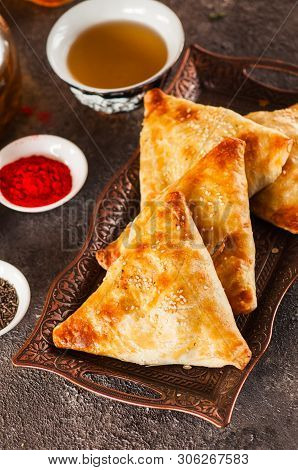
[0,261,31,336]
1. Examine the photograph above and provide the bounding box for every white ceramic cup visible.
[46,0,185,113]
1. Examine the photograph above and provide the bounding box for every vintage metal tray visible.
[13,45,298,427]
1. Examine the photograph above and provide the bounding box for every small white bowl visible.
[47,0,185,113]
[0,261,31,337]
[0,135,88,213]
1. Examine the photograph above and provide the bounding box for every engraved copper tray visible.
[13,45,298,427]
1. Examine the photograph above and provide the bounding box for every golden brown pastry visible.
[140,89,292,203]
[247,105,298,234]
[97,138,256,314]
[54,191,251,369]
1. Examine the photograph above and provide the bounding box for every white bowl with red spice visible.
[0,135,88,213]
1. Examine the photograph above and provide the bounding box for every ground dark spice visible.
[0,278,19,330]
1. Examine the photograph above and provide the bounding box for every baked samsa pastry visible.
[97,138,256,314]
[247,105,298,234]
[54,191,251,369]
[140,89,292,203]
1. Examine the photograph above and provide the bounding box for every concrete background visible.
[0,0,297,450]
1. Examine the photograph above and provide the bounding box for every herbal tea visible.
[67,21,168,89]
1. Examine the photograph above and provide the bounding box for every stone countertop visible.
[0,0,297,450]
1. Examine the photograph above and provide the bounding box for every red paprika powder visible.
[0,155,72,207]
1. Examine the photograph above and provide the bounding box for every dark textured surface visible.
[0,0,297,450]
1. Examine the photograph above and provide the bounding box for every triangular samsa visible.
[140,89,291,203]
[97,138,256,314]
[247,105,298,234]
[54,191,251,369]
